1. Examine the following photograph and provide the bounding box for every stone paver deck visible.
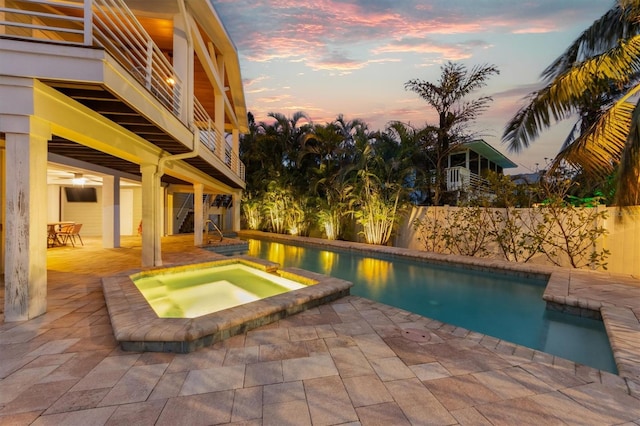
[240,230,640,387]
[0,234,639,425]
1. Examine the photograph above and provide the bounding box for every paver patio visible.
[1,234,639,425]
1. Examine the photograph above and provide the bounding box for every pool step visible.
[207,241,248,255]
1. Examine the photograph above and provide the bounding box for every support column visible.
[232,128,240,174]
[173,12,192,123]
[102,175,120,248]
[194,183,204,245]
[214,54,225,157]
[141,163,162,266]
[166,191,174,235]
[4,119,50,321]
[232,189,242,232]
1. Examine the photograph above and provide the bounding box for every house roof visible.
[454,139,517,169]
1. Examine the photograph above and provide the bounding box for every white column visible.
[165,190,174,235]
[140,163,162,266]
[232,128,240,174]
[173,13,192,123]
[4,119,50,321]
[101,175,120,248]
[232,189,242,232]
[193,183,204,245]
[214,54,225,157]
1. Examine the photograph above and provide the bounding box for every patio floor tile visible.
[2,235,640,424]
[304,375,358,425]
[155,392,234,426]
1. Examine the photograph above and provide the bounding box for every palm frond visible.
[615,98,640,206]
[502,89,555,152]
[542,4,639,81]
[503,35,640,152]
[560,121,580,152]
[552,99,635,174]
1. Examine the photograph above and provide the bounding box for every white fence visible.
[395,206,640,276]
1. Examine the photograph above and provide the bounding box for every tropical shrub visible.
[413,174,610,269]
[531,178,610,269]
[242,193,263,230]
[354,171,405,245]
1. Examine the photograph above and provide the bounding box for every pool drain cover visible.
[402,328,431,343]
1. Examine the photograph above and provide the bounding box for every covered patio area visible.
[0,235,639,424]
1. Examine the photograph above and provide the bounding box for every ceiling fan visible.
[57,172,102,186]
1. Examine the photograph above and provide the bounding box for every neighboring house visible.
[0,0,248,321]
[444,139,517,192]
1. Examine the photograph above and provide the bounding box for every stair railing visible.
[204,219,224,243]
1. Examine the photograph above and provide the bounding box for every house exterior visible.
[444,139,517,192]
[0,0,248,321]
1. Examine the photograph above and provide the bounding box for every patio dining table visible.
[47,222,75,247]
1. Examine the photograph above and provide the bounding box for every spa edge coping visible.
[102,256,353,353]
[238,229,640,383]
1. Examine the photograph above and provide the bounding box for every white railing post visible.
[83,0,93,45]
[145,40,153,89]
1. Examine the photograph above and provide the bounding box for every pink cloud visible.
[374,38,491,60]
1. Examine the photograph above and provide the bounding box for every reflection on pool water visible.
[239,239,616,373]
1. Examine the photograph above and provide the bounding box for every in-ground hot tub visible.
[102,257,352,352]
[133,262,309,318]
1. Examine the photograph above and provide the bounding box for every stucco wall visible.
[394,206,640,276]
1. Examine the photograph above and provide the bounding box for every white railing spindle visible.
[1,0,244,182]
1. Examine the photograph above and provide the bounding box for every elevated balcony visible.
[446,166,489,192]
[0,0,245,186]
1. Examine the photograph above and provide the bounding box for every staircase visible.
[179,211,195,233]
[175,193,235,234]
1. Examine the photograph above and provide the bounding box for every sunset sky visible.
[212,0,612,174]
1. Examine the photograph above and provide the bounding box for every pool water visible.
[238,239,616,373]
[133,263,305,318]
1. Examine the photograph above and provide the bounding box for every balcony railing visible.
[2,0,183,120]
[1,0,243,181]
[446,166,488,192]
[194,98,243,178]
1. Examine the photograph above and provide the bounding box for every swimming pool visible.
[235,238,616,373]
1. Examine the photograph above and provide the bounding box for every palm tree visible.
[405,61,500,205]
[384,121,435,204]
[502,0,640,205]
[353,139,412,245]
[299,121,360,239]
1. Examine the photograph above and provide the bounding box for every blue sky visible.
[212,0,612,174]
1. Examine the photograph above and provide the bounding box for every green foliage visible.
[414,174,610,269]
[442,206,492,257]
[261,181,290,234]
[286,195,313,237]
[502,1,640,206]
[241,113,417,243]
[532,178,610,269]
[413,206,491,257]
[405,61,500,205]
[353,171,406,245]
[241,193,263,230]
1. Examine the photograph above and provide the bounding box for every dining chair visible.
[57,223,84,247]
